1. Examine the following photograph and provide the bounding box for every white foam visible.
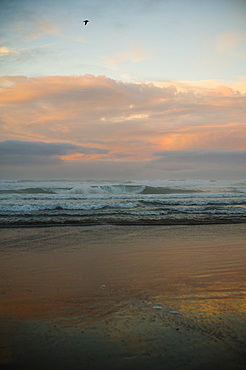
[0,179,245,224]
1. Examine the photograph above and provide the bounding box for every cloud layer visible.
[0,74,245,179]
[1,140,245,180]
[0,140,108,165]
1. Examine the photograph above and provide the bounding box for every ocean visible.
[0,179,246,227]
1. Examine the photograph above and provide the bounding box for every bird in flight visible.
[83,20,89,25]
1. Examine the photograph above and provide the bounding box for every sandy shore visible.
[0,224,246,369]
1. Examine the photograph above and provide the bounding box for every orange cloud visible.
[0,75,245,162]
[0,46,18,56]
[160,123,246,150]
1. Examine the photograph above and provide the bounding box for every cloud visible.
[158,123,246,151]
[0,74,245,164]
[14,17,59,41]
[154,149,246,165]
[230,76,246,94]
[215,31,246,58]
[0,46,18,56]
[1,149,245,180]
[151,149,246,176]
[0,140,109,165]
[0,0,59,41]
[105,42,151,69]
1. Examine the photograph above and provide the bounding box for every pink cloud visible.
[0,74,245,161]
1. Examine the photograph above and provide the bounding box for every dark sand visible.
[0,224,246,369]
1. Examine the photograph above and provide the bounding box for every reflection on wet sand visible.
[0,224,246,369]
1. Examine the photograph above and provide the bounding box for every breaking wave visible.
[0,179,246,226]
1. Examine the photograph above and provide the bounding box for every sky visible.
[0,0,246,180]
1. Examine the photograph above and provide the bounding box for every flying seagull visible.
[83,20,89,25]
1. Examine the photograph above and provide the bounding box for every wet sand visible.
[0,224,246,369]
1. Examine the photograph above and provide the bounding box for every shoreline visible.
[1,216,246,229]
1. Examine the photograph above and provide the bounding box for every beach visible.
[0,224,246,369]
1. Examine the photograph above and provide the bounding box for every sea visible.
[0,179,246,227]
